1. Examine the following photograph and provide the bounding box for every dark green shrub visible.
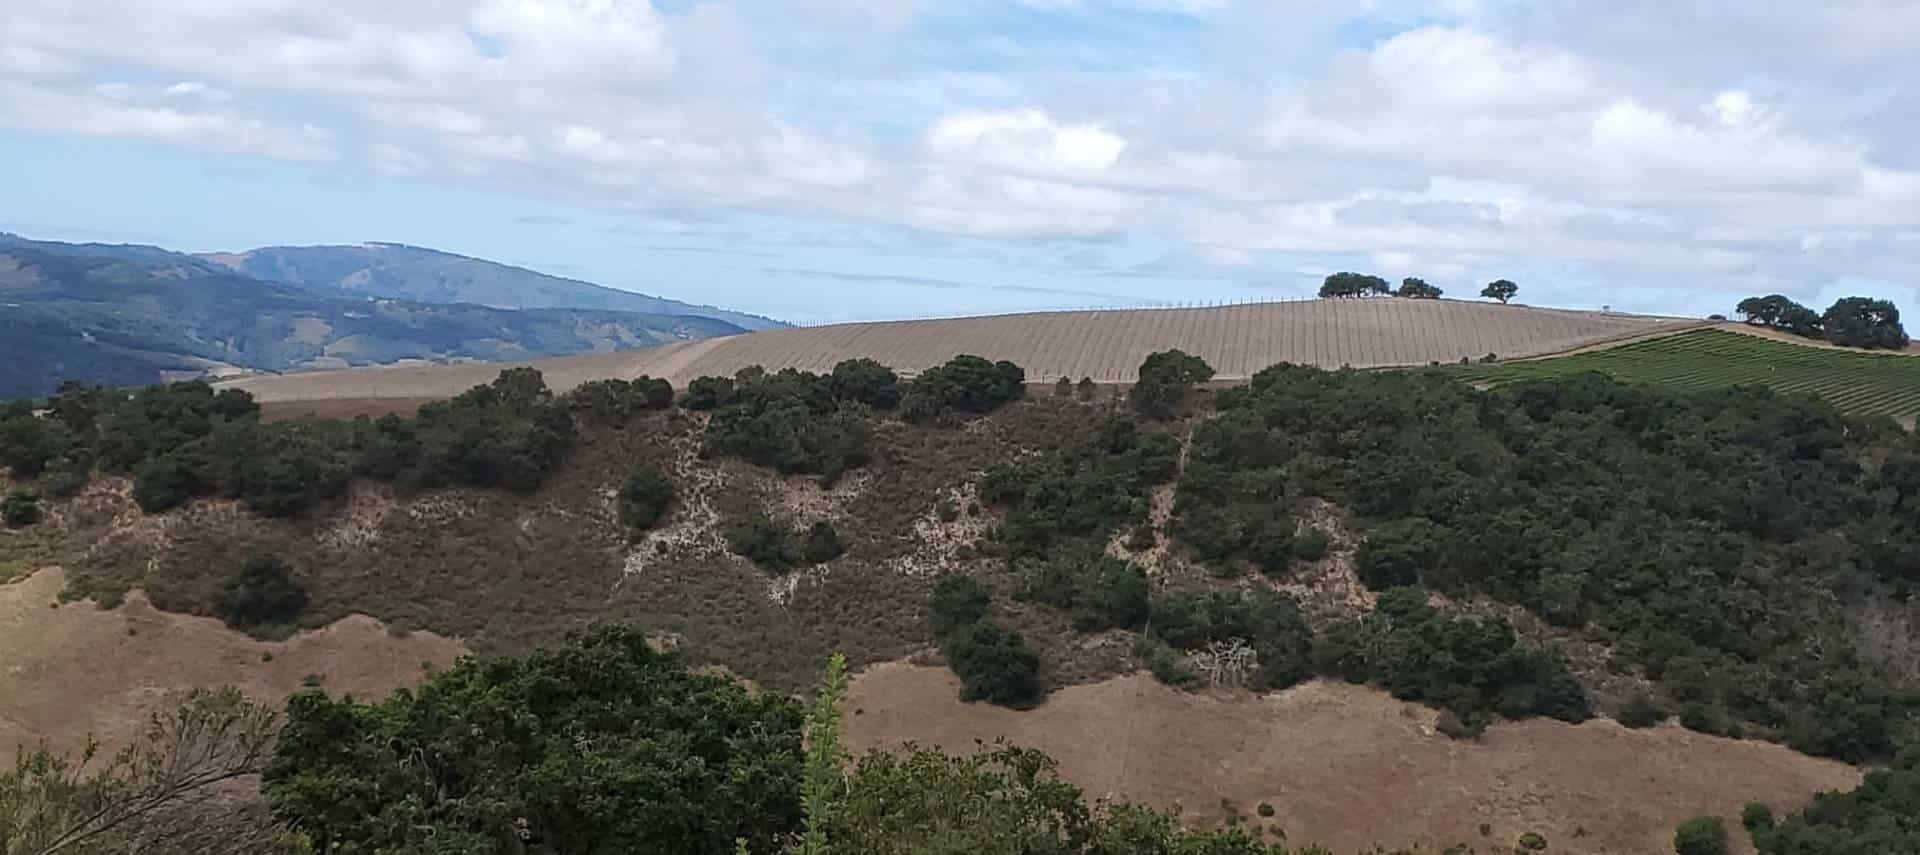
[726,512,799,571]
[829,359,901,409]
[1356,517,1439,590]
[213,555,309,630]
[1619,692,1665,728]
[570,377,674,424]
[801,521,844,564]
[928,576,991,640]
[1679,702,1726,736]
[945,620,1044,707]
[1133,637,1197,688]
[1674,816,1728,855]
[1292,526,1329,562]
[131,454,199,513]
[1128,350,1214,420]
[1,490,40,527]
[1518,831,1548,851]
[618,468,675,534]
[681,375,735,410]
[1075,377,1096,399]
[901,355,1025,423]
[1740,802,1773,834]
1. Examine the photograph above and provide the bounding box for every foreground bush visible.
[266,625,805,854]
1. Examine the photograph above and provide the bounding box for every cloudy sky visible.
[3,1,1917,324]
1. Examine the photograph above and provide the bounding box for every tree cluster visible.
[899,355,1025,424]
[1314,588,1591,732]
[696,364,881,484]
[1736,294,1909,349]
[1182,363,1919,761]
[0,368,580,519]
[568,375,674,425]
[1749,749,1920,854]
[726,511,844,572]
[1317,272,1391,298]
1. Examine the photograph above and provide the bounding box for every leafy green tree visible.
[944,619,1045,707]
[619,467,676,535]
[131,454,200,513]
[1674,816,1729,855]
[212,555,309,630]
[1481,279,1519,303]
[1319,272,1392,298]
[1,489,40,527]
[265,625,805,855]
[901,355,1026,423]
[0,688,296,855]
[1822,296,1909,349]
[829,359,902,409]
[1397,277,1443,299]
[1356,517,1439,589]
[1129,350,1215,420]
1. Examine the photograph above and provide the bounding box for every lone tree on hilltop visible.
[1822,296,1909,349]
[1398,277,1443,299]
[1481,279,1519,304]
[1319,272,1392,298]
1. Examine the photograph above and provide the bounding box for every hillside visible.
[1454,328,1920,426]
[220,298,1705,402]
[204,243,785,331]
[5,347,1919,852]
[0,234,749,398]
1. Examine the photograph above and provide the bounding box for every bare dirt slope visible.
[221,300,1703,402]
[843,663,1861,855]
[0,568,467,756]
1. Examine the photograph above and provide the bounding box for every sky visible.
[2,1,1918,325]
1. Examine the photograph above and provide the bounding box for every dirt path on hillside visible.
[843,663,1861,855]
[0,568,467,756]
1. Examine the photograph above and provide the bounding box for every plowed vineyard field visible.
[222,299,1701,402]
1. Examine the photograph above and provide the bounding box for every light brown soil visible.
[220,300,1701,402]
[842,663,1862,855]
[0,568,467,756]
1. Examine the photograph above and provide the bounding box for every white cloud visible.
[926,108,1127,175]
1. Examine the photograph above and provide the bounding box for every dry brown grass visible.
[0,567,465,756]
[843,663,1862,855]
[220,300,1704,403]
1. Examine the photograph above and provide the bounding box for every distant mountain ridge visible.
[0,233,751,398]
[202,243,785,332]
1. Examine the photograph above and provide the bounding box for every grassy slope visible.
[1451,328,1920,425]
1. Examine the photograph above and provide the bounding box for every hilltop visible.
[221,298,1703,403]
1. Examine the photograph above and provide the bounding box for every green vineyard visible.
[1451,329,1920,426]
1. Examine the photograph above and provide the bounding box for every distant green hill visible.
[0,234,748,398]
[205,243,785,332]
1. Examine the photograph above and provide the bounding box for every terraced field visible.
[1455,328,1920,425]
[222,299,1702,403]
